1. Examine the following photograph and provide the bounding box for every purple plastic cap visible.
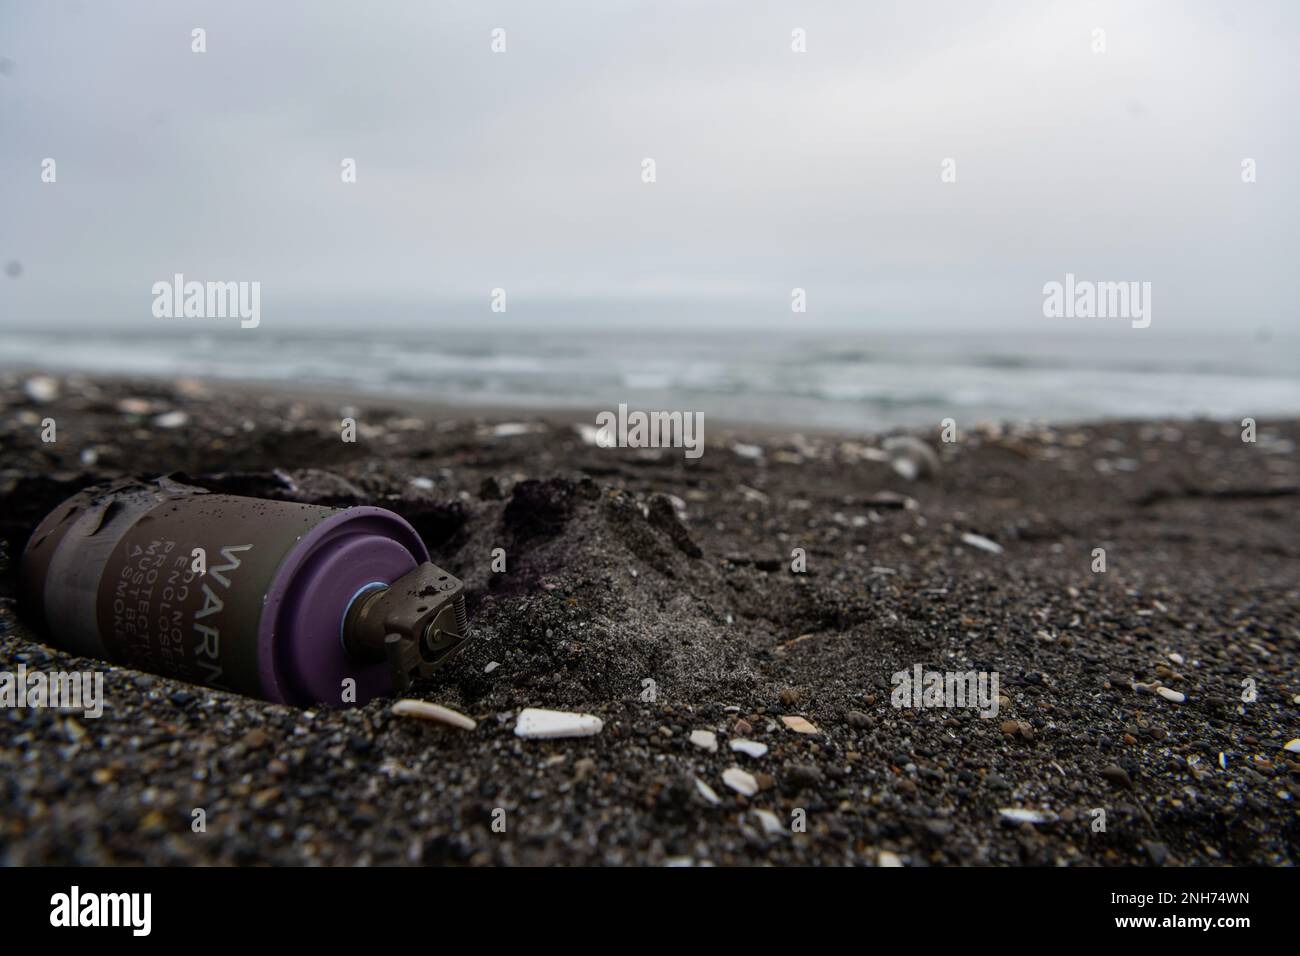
[258,507,430,706]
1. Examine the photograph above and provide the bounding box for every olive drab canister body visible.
[20,479,468,706]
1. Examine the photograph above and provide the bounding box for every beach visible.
[1,371,1297,865]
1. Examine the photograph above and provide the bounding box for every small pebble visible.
[1100,764,1132,789]
[883,436,939,480]
[116,397,153,415]
[1156,687,1186,704]
[1144,841,1169,866]
[786,764,823,788]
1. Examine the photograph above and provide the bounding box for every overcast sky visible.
[1,0,1296,332]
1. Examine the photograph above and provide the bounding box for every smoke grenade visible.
[20,478,468,706]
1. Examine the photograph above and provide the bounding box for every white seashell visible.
[961,533,1004,555]
[391,699,476,730]
[689,730,718,752]
[152,410,189,429]
[492,422,534,437]
[694,777,721,805]
[722,766,758,797]
[729,738,768,758]
[781,715,820,734]
[23,376,58,403]
[751,809,784,835]
[513,707,603,739]
[998,807,1054,825]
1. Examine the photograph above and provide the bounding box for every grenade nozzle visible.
[341,562,469,693]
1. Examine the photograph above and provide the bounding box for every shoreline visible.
[5,365,1297,441]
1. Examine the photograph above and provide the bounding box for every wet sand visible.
[1,371,1297,865]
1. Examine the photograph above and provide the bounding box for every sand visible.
[0,371,1297,865]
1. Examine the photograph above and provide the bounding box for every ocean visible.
[1,324,1296,432]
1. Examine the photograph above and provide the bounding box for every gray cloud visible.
[1,0,1297,332]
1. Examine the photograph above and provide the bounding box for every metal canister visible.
[20,478,468,707]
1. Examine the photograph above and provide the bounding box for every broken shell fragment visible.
[391,699,476,730]
[694,777,721,805]
[751,809,784,835]
[961,532,1004,555]
[722,766,759,797]
[689,729,718,752]
[998,807,1055,825]
[730,738,768,758]
[781,715,820,734]
[514,707,604,739]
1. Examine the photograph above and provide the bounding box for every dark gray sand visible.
[1,372,1297,865]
